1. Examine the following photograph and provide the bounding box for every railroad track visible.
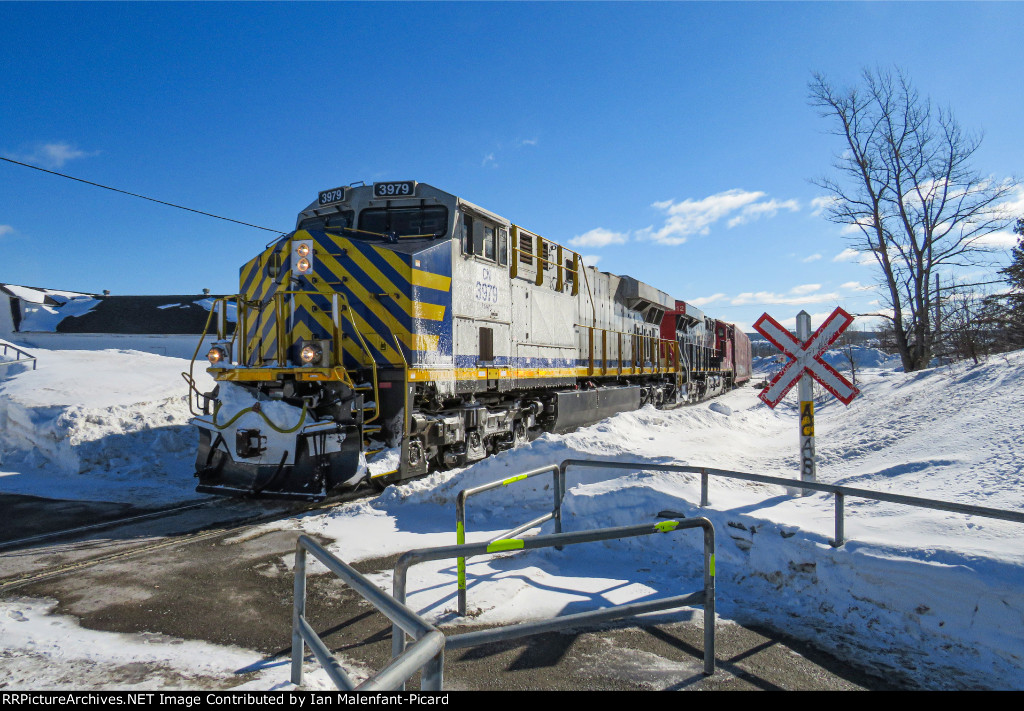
[0,488,375,594]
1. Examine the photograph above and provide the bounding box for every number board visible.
[373,181,417,198]
[318,187,346,206]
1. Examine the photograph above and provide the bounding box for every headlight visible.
[296,257,311,273]
[207,346,228,364]
[296,243,310,258]
[300,343,322,364]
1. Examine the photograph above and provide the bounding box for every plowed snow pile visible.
[1,345,1023,689]
[0,349,213,504]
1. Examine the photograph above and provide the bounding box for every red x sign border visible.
[753,307,861,408]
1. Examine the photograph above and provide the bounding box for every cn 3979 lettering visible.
[186,181,751,500]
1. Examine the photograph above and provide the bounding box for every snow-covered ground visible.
[1,344,1023,690]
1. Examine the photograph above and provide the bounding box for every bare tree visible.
[809,68,1018,371]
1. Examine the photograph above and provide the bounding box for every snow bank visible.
[0,349,214,504]
[0,598,342,690]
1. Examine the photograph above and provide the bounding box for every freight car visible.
[186,181,751,500]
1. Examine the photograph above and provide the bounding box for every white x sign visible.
[754,307,860,408]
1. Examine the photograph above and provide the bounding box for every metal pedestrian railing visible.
[394,517,717,682]
[557,458,1024,547]
[0,341,36,375]
[455,464,563,616]
[291,535,445,690]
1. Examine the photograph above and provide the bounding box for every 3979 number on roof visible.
[373,181,416,198]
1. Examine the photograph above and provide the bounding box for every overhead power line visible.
[0,156,285,234]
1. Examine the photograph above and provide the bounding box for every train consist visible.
[187,181,751,499]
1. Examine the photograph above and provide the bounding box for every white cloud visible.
[810,195,839,217]
[833,248,861,262]
[576,188,801,250]
[726,198,799,228]
[802,253,822,263]
[841,281,875,292]
[689,293,726,307]
[789,284,821,295]
[569,228,629,248]
[995,185,1024,219]
[517,138,538,147]
[481,153,497,168]
[580,254,602,267]
[731,290,841,306]
[643,189,767,245]
[0,225,13,237]
[974,230,1020,249]
[10,142,98,169]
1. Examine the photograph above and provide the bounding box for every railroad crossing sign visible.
[754,307,860,488]
[753,307,860,409]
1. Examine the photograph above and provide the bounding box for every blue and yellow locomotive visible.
[188,181,748,499]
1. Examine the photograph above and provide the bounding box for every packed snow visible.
[1,343,1023,690]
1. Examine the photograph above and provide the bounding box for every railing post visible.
[456,490,468,617]
[832,492,845,547]
[421,650,444,691]
[291,542,308,686]
[702,521,716,676]
[701,468,709,507]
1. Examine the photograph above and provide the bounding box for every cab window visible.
[359,205,448,239]
[298,210,354,232]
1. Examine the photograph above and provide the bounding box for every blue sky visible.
[1,1,1021,332]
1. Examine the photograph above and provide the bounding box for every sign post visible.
[754,307,860,492]
[796,311,816,487]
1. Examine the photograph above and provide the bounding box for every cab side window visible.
[461,212,507,266]
[461,215,474,254]
[498,228,508,266]
[473,221,495,260]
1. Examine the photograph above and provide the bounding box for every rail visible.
[291,535,445,690]
[0,342,37,374]
[455,464,563,615]
[393,518,717,682]
[557,458,1024,547]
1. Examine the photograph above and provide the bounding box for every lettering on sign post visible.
[800,400,815,480]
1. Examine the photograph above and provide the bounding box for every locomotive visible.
[186,181,751,499]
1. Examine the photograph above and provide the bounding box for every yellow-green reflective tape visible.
[486,539,525,553]
[502,474,528,486]
[655,520,679,533]
[457,521,466,590]
[710,554,716,577]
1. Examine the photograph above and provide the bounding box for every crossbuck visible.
[754,308,860,408]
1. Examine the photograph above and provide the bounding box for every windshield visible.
[298,210,354,232]
[359,205,449,239]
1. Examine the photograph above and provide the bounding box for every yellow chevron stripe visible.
[411,301,446,321]
[372,245,413,281]
[411,333,440,351]
[290,295,376,364]
[240,255,261,293]
[411,268,452,292]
